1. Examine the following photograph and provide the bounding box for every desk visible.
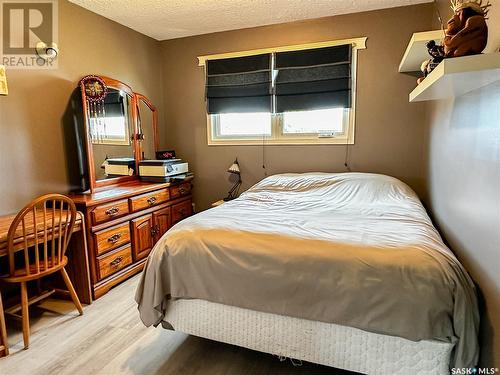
[0,211,92,304]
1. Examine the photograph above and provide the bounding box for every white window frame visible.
[200,37,366,146]
[90,116,132,146]
[210,112,273,141]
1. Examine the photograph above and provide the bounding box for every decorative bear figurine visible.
[444,0,490,57]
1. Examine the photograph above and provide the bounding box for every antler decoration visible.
[450,0,492,16]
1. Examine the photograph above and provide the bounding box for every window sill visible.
[207,137,354,146]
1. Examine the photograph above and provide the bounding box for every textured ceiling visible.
[69,0,432,41]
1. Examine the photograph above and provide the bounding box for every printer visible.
[138,159,189,182]
[102,157,136,177]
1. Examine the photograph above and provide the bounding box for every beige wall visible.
[424,1,500,367]
[159,4,433,211]
[0,0,163,214]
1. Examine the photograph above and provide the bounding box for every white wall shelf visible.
[399,30,444,73]
[409,53,500,102]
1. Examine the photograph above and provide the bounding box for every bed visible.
[135,172,479,374]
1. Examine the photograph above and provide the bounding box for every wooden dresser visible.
[70,178,193,299]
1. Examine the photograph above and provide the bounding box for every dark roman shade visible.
[206,54,272,114]
[104,91,126,118]
[274,44,352,112]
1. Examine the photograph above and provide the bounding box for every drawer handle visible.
[179,187,187,194]
[150,225,159,237]
[147,196,157,206]
[110,256,123,267]
[105,207,120,216]
[107,233,122,243]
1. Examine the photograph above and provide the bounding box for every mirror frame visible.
[135,93,159,159]
[80,76,140,191]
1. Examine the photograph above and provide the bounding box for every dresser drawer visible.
[97,245,132,280]
[91,199,129,225]
[129,189,169,212]
[170,183,191,199]
[94,223,131,256]
[171,200,192,224]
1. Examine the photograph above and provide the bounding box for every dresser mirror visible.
[74,75,159,192]
[136,93,158,161]
[91,88,136,181]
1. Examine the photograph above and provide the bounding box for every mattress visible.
[163,299,454,375]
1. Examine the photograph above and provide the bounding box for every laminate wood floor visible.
[0,275,356,375]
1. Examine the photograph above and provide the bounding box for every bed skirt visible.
[162,299,454,375]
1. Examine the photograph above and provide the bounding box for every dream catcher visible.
[79,75,108,143]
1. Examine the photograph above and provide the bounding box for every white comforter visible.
[136,172,479,368]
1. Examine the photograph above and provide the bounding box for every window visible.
[282,108,345,136]
[214,112,272,139]
[90,116,131,145]
[209,108,352,145]
[90,90,132,145]
[202,38,365,145]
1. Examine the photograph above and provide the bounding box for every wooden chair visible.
[0,291,8,357]
[1,194,83,349]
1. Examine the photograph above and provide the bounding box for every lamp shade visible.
[225,158,242,201]
[227,159,240,174]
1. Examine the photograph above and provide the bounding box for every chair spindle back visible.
[6,194,77,278]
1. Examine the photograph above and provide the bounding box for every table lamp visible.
[224,158,242,201]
